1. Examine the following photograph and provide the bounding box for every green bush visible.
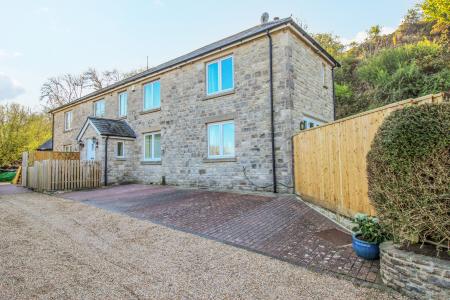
[367,103,450,247]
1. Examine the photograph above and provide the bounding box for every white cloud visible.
[0,49,23,59]
[340,26,396,45]
[0,73,25,101]
[34,7,50,14]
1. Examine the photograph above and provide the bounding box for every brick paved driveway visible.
[62,184,380,283]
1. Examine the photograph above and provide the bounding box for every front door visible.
[86,139,96,160]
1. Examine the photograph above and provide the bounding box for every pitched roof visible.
[50,17,339,113]
[77,117,136,141]
[37,138,53,151]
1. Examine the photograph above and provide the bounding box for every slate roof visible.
[85,117,136,138]
[50,17,339,114]
[37,138,53,151]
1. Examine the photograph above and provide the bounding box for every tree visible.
[83,68,122,91]
[312,33,345,58]
[422,0,450,33]
[368,25,381,39]
[40,73,87,111]
[40,68,144,110]
[0,104,51,167]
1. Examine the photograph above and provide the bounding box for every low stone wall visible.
[380,242,450,299]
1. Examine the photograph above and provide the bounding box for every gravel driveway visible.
[0,191,404,299]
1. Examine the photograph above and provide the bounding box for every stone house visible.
[49,16,339,193]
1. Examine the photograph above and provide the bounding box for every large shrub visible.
[367,103,450,247]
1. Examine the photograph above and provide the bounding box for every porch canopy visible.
[76,117,136,141]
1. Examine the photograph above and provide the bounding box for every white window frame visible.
[63,145,73,152]
[206,55,234,96]
[143,132,161,161]
[118,92,128,117]
[64,111,72,131]
[116,141,125,158]
[207,120,235,159]
[143,81,160,111]
[94,99,105,117]
[302,116,323,130]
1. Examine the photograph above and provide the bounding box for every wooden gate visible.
[292,93,447,218]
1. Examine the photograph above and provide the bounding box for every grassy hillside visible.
[314,1,450,119]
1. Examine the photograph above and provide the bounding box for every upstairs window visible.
[321,63,327,87]
[143,132,161,161]
[118,92,128,117]
[64,111,72,131]
[207,121,235,158]
[143,81,160,111]
[94,99,105,117]
[206,56,234,95]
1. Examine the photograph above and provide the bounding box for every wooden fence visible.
[293,92,448,218]
[28,151,80,165]
[24,159,101,192]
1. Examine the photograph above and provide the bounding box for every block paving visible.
[62,184,380,283]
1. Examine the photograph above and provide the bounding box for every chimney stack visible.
[260,12,269,24]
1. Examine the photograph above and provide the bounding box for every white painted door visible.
[86,139,96,160]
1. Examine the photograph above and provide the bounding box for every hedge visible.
[367,103,450,247]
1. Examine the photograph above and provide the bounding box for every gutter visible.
[104,136,108,186]
[267,31,277,193]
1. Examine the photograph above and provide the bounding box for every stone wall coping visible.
[381,241,450,268]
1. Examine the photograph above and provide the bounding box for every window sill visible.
[203,90,235,101]
[116,157,126,161]
[64,129,74,133]
[203,157,236,163]
[141,160,162,165]
[140,108,161,115]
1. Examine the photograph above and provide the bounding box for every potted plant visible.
[352,213,388,260]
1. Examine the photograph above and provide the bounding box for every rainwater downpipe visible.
[266,31,277,193]
[104,136,109,186]
[332,66,336,121]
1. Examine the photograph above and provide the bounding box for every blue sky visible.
[0,0,418,110]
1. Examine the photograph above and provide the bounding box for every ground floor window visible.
[116,141,125,158]
[143,132,161,161]
[300,116,323,130]
[207,120,235,158]
[63,145,73,152]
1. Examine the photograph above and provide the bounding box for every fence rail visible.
[28,151,80,166]
[25,159,101,192]
[293,92,448,218]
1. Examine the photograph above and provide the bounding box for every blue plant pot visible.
[352,234,380,260]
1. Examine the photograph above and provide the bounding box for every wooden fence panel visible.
[24,159,101,192]
[28,151,80,166]
[293,93,447,218]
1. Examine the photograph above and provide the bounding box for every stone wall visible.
[380,242,450,299]
[53,28,334,192]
